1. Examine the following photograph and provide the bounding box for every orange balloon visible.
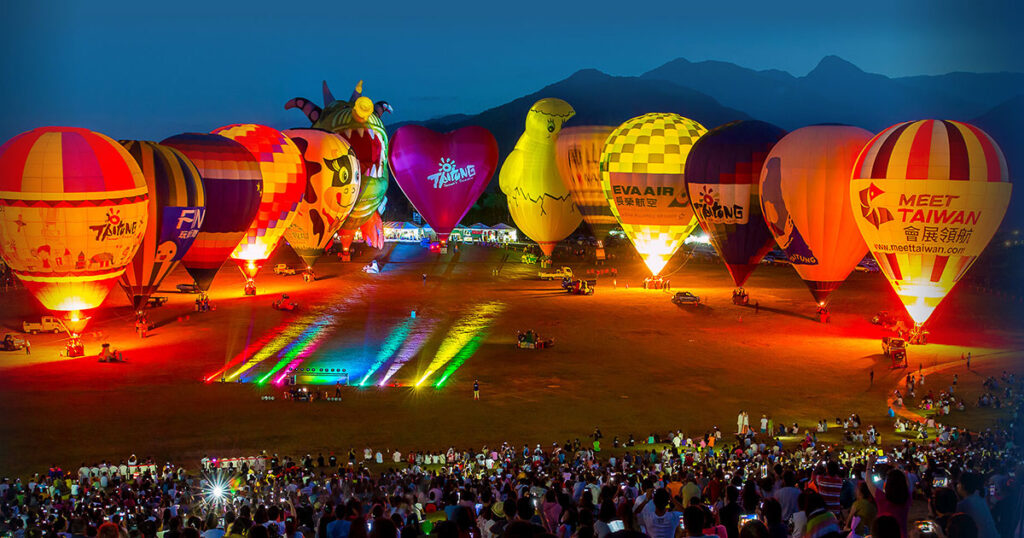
[759,125,873,304]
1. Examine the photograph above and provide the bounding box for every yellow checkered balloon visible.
[600,113,705,274]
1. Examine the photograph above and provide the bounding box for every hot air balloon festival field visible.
[0,91,1022,479]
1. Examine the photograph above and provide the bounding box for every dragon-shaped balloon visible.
[286,80,392,258]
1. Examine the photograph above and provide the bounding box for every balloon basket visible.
[65,337,85,358]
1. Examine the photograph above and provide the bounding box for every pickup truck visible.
[23,316,65,334]
[177,283,200,294]
[274,264,297,276]
[147,296,169,308]
[538,267,573,280]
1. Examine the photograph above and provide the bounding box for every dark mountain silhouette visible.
[385,56,1022,228]
[898,72,1024,111]
[391,68,748,157]
[972,94,1024,230]
[640,55,1017,132]
[384,69,749,223]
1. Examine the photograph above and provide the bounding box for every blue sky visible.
[1,0,1020,141]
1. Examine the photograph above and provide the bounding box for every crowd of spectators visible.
[2,370,1021,538]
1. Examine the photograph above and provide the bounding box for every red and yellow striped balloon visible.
[213,124,306,280]
[0,127,149,314]
[850,119,1012,323]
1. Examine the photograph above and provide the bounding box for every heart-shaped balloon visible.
[388,125,499,241]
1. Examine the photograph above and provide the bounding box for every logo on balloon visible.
[857,183,894,229]
[90,209,142,241]
[428,157,476,189]
[692,185,746,224]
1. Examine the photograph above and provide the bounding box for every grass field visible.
[0,243,1020,477]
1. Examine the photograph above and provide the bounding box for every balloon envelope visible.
[499,98,580,256]
[0,127,149,314]
[685,120,787,287]
[117,141,206,308]
[213,124,306,278]
[161,133,262,290]
[600,113,706,275]
[758,125,873,304]
[851,119,1012,323]
[389,125,498,242]
[302,81,391,236]
[555,126,618,241]
[282,129,361,267]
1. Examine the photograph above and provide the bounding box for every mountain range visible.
[385,55,1024,229]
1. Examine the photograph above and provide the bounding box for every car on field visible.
[177,283,201,294]
[566,279,596,295]
[23,316,65,334]
[539,266,573,280]
[274,264,297,276]
[761,251,790,265]
[273,294,298,311]
[1,334,28,351]
[147,296,169,308]
[671,291,701,306]
[515,330,553,349]
[871,311,898,326]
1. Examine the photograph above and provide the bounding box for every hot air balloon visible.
[286,80,392,260]
[161,133,262,292]
[212,124,306,294]
[117,140,206,310]
[850,120,1012,326]
[758,125,874,307]
[555,125,618,257]
[389,125,499,251]
[499,98,581,259]
[684,121,787,290]
[281,129,361,269]
[0,127,149,341]
[599,113,706,276]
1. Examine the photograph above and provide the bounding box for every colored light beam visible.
[270,320,337,386]
[259,314,337,385]
[378,319,437,387]
[359,318,415,386]
[433,332,487,388]
[416,302,503,387]
[205,319,292,383]
[225,318,317,382]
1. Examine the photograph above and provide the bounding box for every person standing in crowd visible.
[812,461,844,515]
[719,486,742,538]
[847,482,877,535]
[865,457,911,538]
[956,473,999,538]
[773,471,801,520]
[637,489,684,538]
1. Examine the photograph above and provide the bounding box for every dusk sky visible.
[1,0,1021,142]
